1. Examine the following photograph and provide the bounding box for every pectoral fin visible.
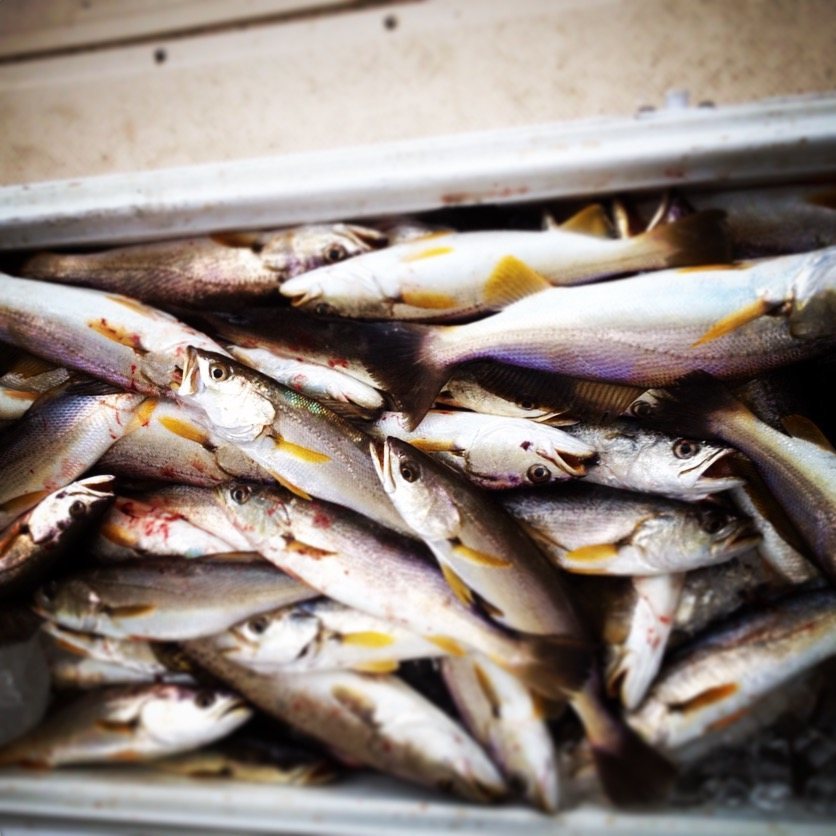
[341,631,395,648]
[483,255,552,307]
[105,604,157,618]
[691,298,779,347]
[451,541,512,568]
[559,204,614,238]
[440,562,475,607]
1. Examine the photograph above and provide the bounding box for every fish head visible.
[695,504,762,563]
[33,577,107,633]
[371,437,462,540]
[27,475,116,546]
[261,223,387,280]
[139,685,252,748]
[223,606,320,667]
[462,422,594,488]
[178,347,276,443]
[215,482,293,548]
[788,246,836,339]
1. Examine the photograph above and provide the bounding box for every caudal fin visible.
[571,674,676,805]
[356,321,451,430]
[639,208,732,269]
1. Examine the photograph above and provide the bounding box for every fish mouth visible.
[722,520,762,555]
[77,474,117,495]
[177,347,201,397]
[280,278,321,308]
[697,449,745,488]
[540,449,589,478]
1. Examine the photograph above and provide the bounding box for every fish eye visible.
[399,461,421,483]
[230,485,252,505]
[195,691,216,709]
[247,615,270,635]
[41,580,59,602]
[314,302,335,317]
[630,400,653,418]
[323,242,347,264]
[673,438,701,459]
[209,362,231,382]
[518,397,536,410]
[69,500,87,518]
[527,463,551,484]
[698,508,728,534]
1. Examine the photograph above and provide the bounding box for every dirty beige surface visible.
[0,0,834,186]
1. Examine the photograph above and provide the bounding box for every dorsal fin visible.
[781,414,835,452]
[559,204,615,238]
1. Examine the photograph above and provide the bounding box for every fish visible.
[372,437,675,804]
[628,589,836,757]
[441,654,560,811]
[0,275,229,396]
[642,375,836,582]
[228,344,385,421]
[0,475,115,597]
[203,598,444,675]
[366,410,595,488]
[33,557,317,641]
[357,246,836,428]
[562,422,743,501]
[177,347,410,536]
[98,398,274,486]
[279,209,729,320]
[0,381,145,530]
[182,638,507,802]
[91,488,254,561]
[0,347,71,422]
[19,223,386,306]
[0,684,251,767]
[501,485,759,576]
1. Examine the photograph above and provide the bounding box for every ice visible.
[0,632,50,748]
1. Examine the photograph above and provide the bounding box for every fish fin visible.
[541,210,560,232]
[707,706,750,733]
[691,297,780,347]
[411,437,460,453]
[99,521,138,547]
[640,208,732,269]
[2,348,57,378]
[781,414,835,452]
[0,489,51,516]
[559,204,615,238]
[96,718,140,734]
[425,635,466,656]
[671,682,738,713]
[807,186,836,210]
[0,386,39,401]
[159,415,213,447]
[507,634,595,698]
[451,541,513,568]
[285,538,336,559]
[342,223,389,248]
[268,470,313,501]
[572,677,675,805]
[331,685,378,727]
[440,561,476,607]
[272,435,331,464]
[126,398,157,433]
[473,661,504,717]
[313,398,381,423]
[399,289,459,310]
[105,604,157,618]
[351,659,400,674]
[355,322,449,430]
[482,255,552,307]
[210,231,262,249]
[563,543,619,565]
[401,245,454,263]
[341,631,395,648]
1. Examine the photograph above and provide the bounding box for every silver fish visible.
[501,485,759,576]
[20,223,386,306]
[34,557,317,641]
[182,638,506,803]
[0,684,250,767]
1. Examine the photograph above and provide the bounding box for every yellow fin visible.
[341,631,395,648]
[402,245,454,263]
[410,437,459,453]
[440,562,475,607]
[452,542,512,568]
[210,231,261,249]
[107,604,156,618]
[411,229,454,243]
[482,255,551,307]
[274,435,330,464]
[563,543,619,564]
[331,685,377,726]
[268,470,312,501]
[674,682,739,714]
[87,318,148,355]
[285,539,335,560]
[425,635,466,656]
[691,298,776,347]
[0,489,51,515]
[100,521,138,548]
[707,706,750,733]
[126,398,157,432]
[781,414,835,452]
[159,415,211,447]
[105,294,158,317]
[559,204,614,238]
[96,719,139,735]
[473,662,503,716]
[400,288,458,310]
[1,387,39,401]
[351,659,400,674]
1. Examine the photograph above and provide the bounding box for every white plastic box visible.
[0,93,835,834]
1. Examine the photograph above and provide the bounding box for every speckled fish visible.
[34,558,317,641]
[213,482,549,678]
[562,422,742,501]
[644,376,836,582]
[182,638,506,803]
[442,654,560,811]
[0,385,146,530]
[628,589,836,757]
[0,475,114,597]
[280,209,729,320]
[19,223,386,307]
[362,246,836,428]
[98,398,273,486]
[0,275,228,396]
[0,684,250,767]
[366,410,595,488]
[373,437,675,805]
[177,347,409,536]
[204,598,444,675]
[501,485,758,576]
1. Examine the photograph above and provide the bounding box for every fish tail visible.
[637,208,732,269]
[20,251,78,281]
[505,635,596,701]
[571,673,676,805]
[359,322,452,430]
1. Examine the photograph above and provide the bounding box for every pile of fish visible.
[0,182,834,815]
